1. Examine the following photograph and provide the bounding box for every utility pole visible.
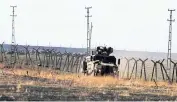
[89,22,93,55]
[167,9,175,81]
[85,7,92,56]
[10,5,17,67]
[49,42,51,50]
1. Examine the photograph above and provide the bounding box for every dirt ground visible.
[0,68,177,101]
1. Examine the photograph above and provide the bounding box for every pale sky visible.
[0,0,177,52]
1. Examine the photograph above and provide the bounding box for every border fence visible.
[119,57,177,83]
[0,43,85,74]
[1,43,177,83]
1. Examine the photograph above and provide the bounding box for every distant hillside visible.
[113,50,177,60]
[2,44,87,54]
[2,44,177,59]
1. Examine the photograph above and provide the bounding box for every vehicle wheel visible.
[91,70,95,76]
[113,66,118,73]
[101,66,105,76]
[93,64,99,76]
[87,70,95,76]
[83,70,87,76]
[94,70,98,76]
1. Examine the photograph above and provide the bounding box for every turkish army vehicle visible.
[83,46,120,76]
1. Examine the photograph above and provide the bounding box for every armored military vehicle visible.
[83,46,120,76]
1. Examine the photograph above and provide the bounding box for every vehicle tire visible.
[93,63,99,76]
[87,70,95,76]
[101,66,105,76]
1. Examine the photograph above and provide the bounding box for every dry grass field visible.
[0,66,177,101]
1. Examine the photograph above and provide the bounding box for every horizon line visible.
[1,43,175,54]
